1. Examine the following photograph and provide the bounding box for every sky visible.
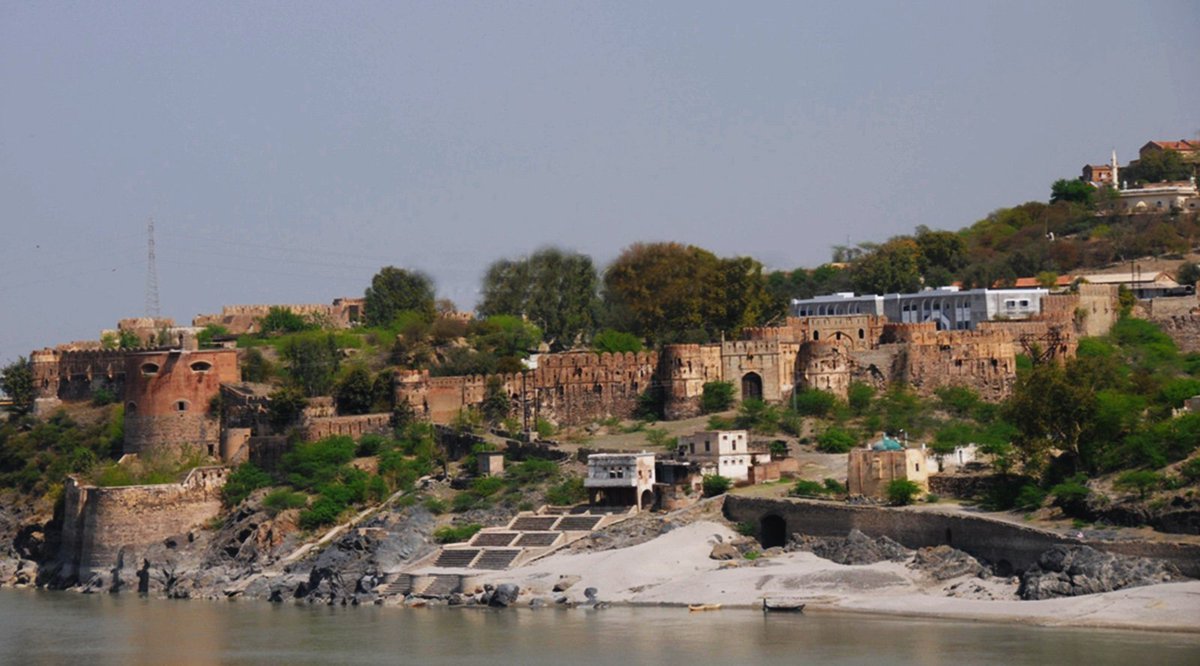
[1,0,1198,364]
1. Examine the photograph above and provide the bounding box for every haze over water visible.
[3,590,1198,665]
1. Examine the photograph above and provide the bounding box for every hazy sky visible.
[2,1,1198,363]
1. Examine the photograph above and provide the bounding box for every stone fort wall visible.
[192,297,365,335]
[396,351,659,427]
[60,466,228,581]
[123,349,239,457]
[724,496,1200,577]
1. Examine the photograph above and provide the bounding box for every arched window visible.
[858,328,865,339]
[140,362,160,376]
[189,360,213,373]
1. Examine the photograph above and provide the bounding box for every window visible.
[175,400,189,412]
[189,360,213,373]
[705,440,711,452]
[140,362,160,376]
[1019,300,1029,307]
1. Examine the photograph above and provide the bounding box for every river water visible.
[2,590,1198,665]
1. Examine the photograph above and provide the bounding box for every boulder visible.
[709,542,739,560]
[909,545,987,581]
[1018,545,1179,600]
[788,529,912,565]
[489,583,520,607]
[553,575,581,592]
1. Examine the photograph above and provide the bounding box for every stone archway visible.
[741,372,763,402]
[760,514,787,549]
[639,489,655,512]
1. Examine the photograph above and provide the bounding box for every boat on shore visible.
[688,603,722,612]
[762,598,806,613]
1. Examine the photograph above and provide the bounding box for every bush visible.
[769,440,790,458]
[791,479,825,497]
[924,493,939,503]
[1014,484,1047,511]
[735,398,780,434]
[815,427,856,453]
[591,329,643,354]
[356,434,389,457]
[1050,479,1091,516]
[221,463,273,507]
[451,492,489,513]
[707,415,735,430]
[263,489,308,514]
[847,381,875,415]
[823,478,846,494]
[645,428,677,450]
[299,495,344,529]
[91,387,117,407]
[282,436,357,490]
[702,474,732,497]
[935,386,981,417]
[1114,470,1162,499]
[545,476,586,505]
[433,523,482,544]
[778,412,803,437]
[701,381,735,413]
[424,497,447,514]
[885,479,921,506]
[793,389,836,417]
[735,521,756,537]
[470,476,506,498]
[535,418,556,439]
[1181,458,1200,483]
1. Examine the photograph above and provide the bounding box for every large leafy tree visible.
[281,332,340,396]
[0,357,34,416]
[1049,179,1095,206]
[1124,149,1193,184]
[850,238,923,295]
[364,266,436,327]
[478,248,600,349]
[602,243,770,344]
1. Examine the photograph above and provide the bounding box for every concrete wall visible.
[61,467,228,580]
[724,496,1200,577]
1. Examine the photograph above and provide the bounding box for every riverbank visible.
[458,521,1200,634]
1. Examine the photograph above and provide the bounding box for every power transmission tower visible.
[145,217,161,318]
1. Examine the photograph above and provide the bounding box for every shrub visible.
[299,495,344,530]
[535,418,556,439]
[735,398,780,434]
[793,389,836,417]
[545,476,586,505]
[735,521,756,537]
[779,412,803,437]
[645,428,677,450]
[424,497,447,514]
[282,436,357,490]
[700,381,735,413]
[885,479,921,506]
[470,476,506,498]
[823,478,846,494]
[769,440,790,458]
[1015,484,1047,511]
[791,479,825,497]
[924,493,939,503]
[1114,470,1162,499]
[221,463,273,507]
[356,434,389,457]
[815,427,856,453]
[847,382,875,415]
[707,415,735,430]
[91,387,117,407]
[1050,479,1091,516]
[433,523,482,544]
[935,386,981,417]
[702,474,732,497]
[592,329,643,354]
[1181,458,1200,483]
[263,489,308,514]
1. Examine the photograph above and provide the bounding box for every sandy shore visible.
[462,521,1200,633]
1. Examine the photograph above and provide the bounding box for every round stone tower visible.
[123,348,238,458]
[797,341,851,399]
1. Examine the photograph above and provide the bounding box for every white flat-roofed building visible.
[677,430,770,482]
[585,452,656,511]
[791,286,1049,331]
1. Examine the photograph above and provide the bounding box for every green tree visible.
[1177,262,1200,287]
[241,348,274,383]
[847,382,875,415]
[885,479,922,506]
[701,381,735,413]
[1005,360,1094,474]
[0,357,34,417]
[851,238,923,295]
[259,307,314,335]
[267,387,308,432]
[364,266,437,327]
[478,248,601,349]
[1050,179,1095,206]
[914,226,967,282]
[1114,470,1161,500]
[196,324,230,348]
[1124,149,1192,183]
[281,332,340,396]
[334,366,375,415]
[702,474,732,497]
[815,427,857,453]
[481,376,511,426]
[591,329,643,354]
[117,329,142,349]
[470,315,542,360]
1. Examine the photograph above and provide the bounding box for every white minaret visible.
[1111,149,1119,188]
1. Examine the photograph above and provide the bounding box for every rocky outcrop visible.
[787,529,912,565]
[909,545,987,581]
[1018,545,1179,600]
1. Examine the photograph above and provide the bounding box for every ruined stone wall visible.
[1153,314,1200,353]
[879,324,1017,401]
[745,315,883,351]
[60,467,228,580]
[397,351,660,427]
[300,413,392,441]
[723,496,1200,577]
[797,341,851,398]
[1075,284,1120,337]
[660,344,723,420]
[192,298,365,335]
[123,349,239,457]
[31,348,132,403]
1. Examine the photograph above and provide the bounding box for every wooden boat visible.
[688,603,722,612]
[762,599,806,613]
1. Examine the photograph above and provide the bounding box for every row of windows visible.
[140,360,213,376]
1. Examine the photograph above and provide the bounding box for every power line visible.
[146,217,161,318]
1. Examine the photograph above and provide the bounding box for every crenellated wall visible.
[396,351,660,426]
[659,344,723,419]
[60,467,228,581]
[191,298,365,335]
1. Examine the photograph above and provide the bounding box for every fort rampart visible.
[60,466,228,581]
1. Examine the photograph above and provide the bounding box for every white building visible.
[1112,178,1200,214]
[922,442,979,473]
[584,452,656,511]
[791,286,1049,331]
[677,430,770,482]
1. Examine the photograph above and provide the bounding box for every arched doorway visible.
[639,489,655,512]
[760,514,787,549]
[742,372,763,402]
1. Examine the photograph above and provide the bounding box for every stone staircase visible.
[472,548,521,570]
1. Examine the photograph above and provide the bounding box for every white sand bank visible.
[470,521,1200,633]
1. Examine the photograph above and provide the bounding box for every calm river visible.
[2,589,1198,665]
